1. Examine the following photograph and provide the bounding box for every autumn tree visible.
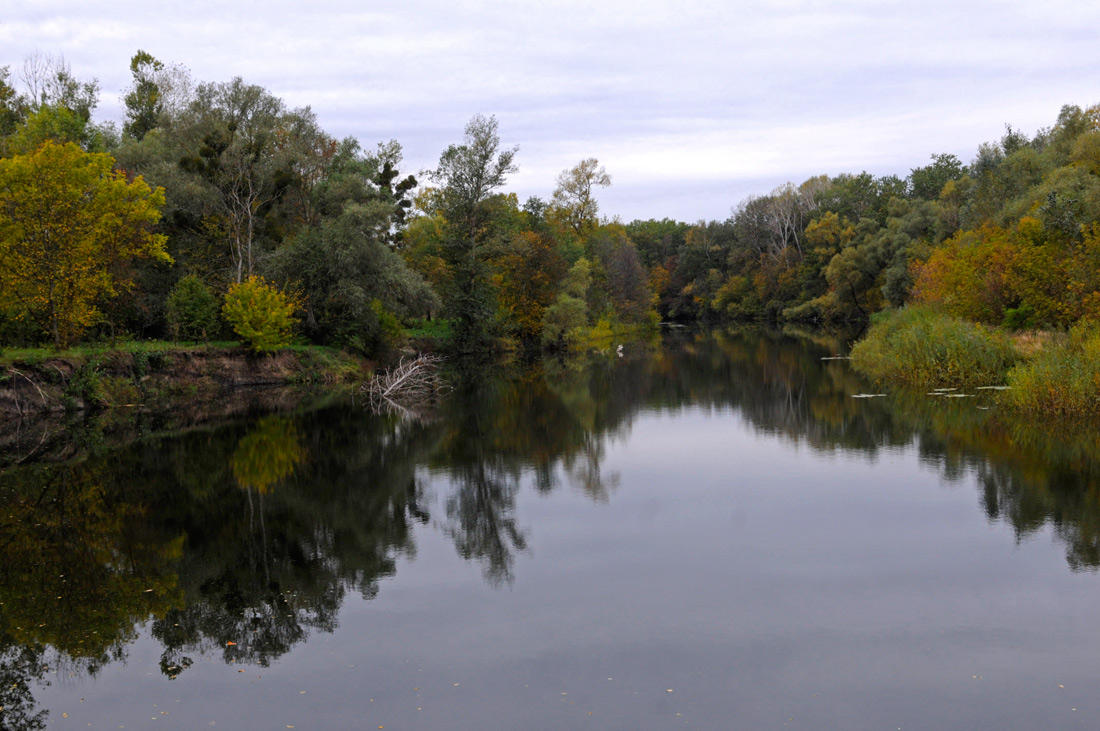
[491,230,568,341]
[549,157,611,235]
[222,275,298,352]
[0,141,170,346]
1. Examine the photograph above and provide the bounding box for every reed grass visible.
[1005,319,1100,418]
[850,307,1018,388]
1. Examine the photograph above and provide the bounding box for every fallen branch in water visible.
[362,353,449,412]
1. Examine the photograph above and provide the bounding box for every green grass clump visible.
[1005,319,1100,418]
[850,306,1018,387]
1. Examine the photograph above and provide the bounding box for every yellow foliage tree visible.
[0,141,170,346]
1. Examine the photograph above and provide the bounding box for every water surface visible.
[3,329,1100,729]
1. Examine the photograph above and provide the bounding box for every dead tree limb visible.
[362,354,449,412]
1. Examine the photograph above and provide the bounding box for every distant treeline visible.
[2,51,1099,354]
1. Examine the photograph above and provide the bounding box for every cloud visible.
[3,0,1100,220]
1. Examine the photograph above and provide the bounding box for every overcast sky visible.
[3,0,1099,222]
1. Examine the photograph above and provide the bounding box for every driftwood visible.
[362,354,448,413]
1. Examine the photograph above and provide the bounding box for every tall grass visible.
[850,307,1018,387]
[1006,319,1100,418]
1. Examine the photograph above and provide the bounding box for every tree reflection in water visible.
[1,328,1100,719]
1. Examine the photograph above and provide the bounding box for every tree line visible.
[2,51,1099,353]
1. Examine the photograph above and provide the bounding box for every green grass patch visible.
[850,306,1019,388]
[0,339,239,367]
[285,344,367,383]
[1005,319,1100,418]
[404,318,451,342]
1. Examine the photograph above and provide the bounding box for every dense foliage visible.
[2,51,1099,365]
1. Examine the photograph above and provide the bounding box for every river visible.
[2,328,1099,729]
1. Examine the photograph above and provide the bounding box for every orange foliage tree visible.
[911,223,1017,324]
[491,230,568,341]
[913,217,1100,327]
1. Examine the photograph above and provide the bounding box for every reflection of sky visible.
[38,405,1100,729]
[5,2,1100,220]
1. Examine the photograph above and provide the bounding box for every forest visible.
[2,51,1100,364]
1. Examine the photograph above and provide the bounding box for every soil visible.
[0,346,367,417]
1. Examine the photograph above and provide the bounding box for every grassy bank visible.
[0,341,368,416]
[850,307,1100,419]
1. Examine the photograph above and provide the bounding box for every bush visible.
[222,276,298,353]
[1005,319,1100,418]
[541,293,587,348]
[1001,302,1037,331]
[368,299,405,353]
[850,306,1018,387]
[165,275,220,341]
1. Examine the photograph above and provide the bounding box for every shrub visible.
[1005,319,1100,418]
[369,299,405,352]
[1001,302,1037,331]
[165,275,220,341]
[541,293,587,348]
[222,276,298,353]
[850,306,1018,387]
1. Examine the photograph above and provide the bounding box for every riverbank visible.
[0,342,369,417]
[849,307,1100,419]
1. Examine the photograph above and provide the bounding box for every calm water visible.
[3,329,1100,730]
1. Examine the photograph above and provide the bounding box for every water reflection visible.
[1,328,1099,727]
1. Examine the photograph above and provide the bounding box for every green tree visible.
[909,153,965,200]
[429,115,518,351]
[0,141,170,346]
[7,53,112,154]
[165,274,220,340]
[542,257,592,347]
[123,50,165,141]
[0,65,27,149]
[430,114,518,237]
[177,78,291,282]
[268,201,438,351]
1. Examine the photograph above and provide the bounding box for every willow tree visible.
[428,114,518,351]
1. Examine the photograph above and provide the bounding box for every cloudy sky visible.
[3,0,1099,221]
